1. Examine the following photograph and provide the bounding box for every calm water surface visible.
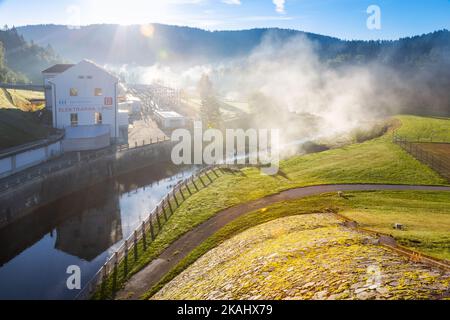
[0,164,196,299]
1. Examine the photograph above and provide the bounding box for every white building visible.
[118,95,142,115]
[154,110,186,129]
[43,60,128,152]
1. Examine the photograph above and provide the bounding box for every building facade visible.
[154,110,186,129]
[43,60,128,152]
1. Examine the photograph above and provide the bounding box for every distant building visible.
[42,60,128,151]
[154,110,186,129]
[118,95,142,115]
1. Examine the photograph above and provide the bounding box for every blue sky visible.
[0,0,449,40]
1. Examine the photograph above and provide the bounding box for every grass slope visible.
[0,109,51,150]
[97,115,449,299]
[395,115,450,142]
[146,190,450,299]
[152,213,450,300]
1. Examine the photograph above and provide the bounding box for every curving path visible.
[116,184,450,300]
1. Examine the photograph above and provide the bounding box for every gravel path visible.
[117,184,450,300]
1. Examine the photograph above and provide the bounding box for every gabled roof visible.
[42,64,75,74]
[49,60,119,83]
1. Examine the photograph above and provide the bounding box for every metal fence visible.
[0,136,170,194]
[75,165,223,300]
[393,134,450,181]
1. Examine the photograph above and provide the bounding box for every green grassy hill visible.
[395,115,450,142]
[96,115,450,299]
[0,108,52,150]
[152,193,450,300]
[0,89,50,150]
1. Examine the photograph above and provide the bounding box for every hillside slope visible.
[0,27,61,83]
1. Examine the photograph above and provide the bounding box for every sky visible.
[0,0,449,40]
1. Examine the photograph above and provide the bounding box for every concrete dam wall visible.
[0,141,176,229]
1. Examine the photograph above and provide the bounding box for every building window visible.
[87,75,93,79]
[70,113,78,126]
[94,88,103,96]
[78,75,84,79]
[95,112,102,125]
[70,88,78,96]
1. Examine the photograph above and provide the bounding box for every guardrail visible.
[0,136,170,194]
[75,165,223,300]
[393,134,450,181]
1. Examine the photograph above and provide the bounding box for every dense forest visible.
[16,24,450,70]
[0,26,61,84]
[1,24,449,115]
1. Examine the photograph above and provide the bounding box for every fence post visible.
[112,252,118,296]
[185,180,192,195]
[134,230,138,261]
[155,208,161,229]
[149,218,155,240]
[100,265,107,297]
[124,240,129,276]
[179,185,186,201]
[161,204,168,221]
[205,171,213,183]
[167,195,174,214]
[172,191,179,207]
[191,176,199,192]
[198,174,207,187]
[162,200,169,219]
[142,221,147,251]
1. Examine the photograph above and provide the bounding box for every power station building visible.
[42,60,128,152]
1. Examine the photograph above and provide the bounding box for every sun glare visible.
[83,0,169,25]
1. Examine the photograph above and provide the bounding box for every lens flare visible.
[140,24,155,38]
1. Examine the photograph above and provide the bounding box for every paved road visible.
[116,184,450,300]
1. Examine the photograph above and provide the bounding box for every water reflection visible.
[55,184,123,261]
[0,163,195,299]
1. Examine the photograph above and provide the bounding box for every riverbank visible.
[0,161,195,299]
[95,115,450,299]
[0,140,175,229]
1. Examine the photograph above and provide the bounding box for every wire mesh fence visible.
[393,134,450,181]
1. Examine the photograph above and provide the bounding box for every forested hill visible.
[0,27,61,84]
[16,24,450,70]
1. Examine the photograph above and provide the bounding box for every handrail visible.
[75,165,222,300]
[0,137,171,194]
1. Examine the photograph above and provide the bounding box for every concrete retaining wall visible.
[0,141,62,179]
[0,141,175,229]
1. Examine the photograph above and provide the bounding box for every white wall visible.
[48,142,62,157]
[0,141,62,179]
[0,158,12,176]
[16,148,46,169]
[51,61,118,138]
[62,134,110,152]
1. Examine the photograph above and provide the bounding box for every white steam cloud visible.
[113,32,445,145]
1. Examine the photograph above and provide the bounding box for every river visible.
[0,163,197,300]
